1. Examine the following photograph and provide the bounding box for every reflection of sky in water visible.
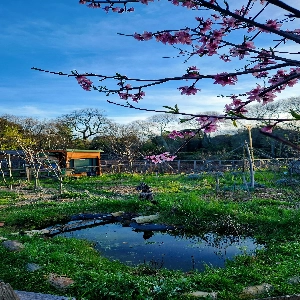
[59,223,264,272]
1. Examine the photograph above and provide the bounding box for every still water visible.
[58,222,264,272]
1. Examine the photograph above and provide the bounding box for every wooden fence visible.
[1,158,298,178]
[99,158,298,174]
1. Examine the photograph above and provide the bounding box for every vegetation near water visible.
[0,170,300,299]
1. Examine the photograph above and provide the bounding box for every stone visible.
[287,276,300,284]
[111,211,124,217]
[240,283,273,299]
[26,263,42,272]
[24,229,50,237]
[185,291,217,298]
[132,214,159,224]
[0,282,20,300]
[2,240,25,252]
[47,273,74,290]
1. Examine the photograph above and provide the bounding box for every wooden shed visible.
[46,149,103,176]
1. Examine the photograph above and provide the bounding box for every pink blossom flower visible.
[220,54,231,62]
[196,116,220,133]
[213,73,237,86]
[168,130,185,139]
[222,17,237,28]
[75,76,93,91]
[133,33,143,41]
[182,1,197,9]
[118,92,131,100]
[261,125,274,133]
[139,0,154,5]
[261,90,277,104]
[262,19,282,32]
[196,17,213,33]
[175,30,192,45]
[145,152,177,164]
[184,66,200,78]
[132,91,145,102]
[87,3,101,8]
[178,86,200,95]
[211,29,225,41]
[246,84,263,102]
[141,31,153,41]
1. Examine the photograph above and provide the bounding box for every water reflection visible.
[58,223,264,272]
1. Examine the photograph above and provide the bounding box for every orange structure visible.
[47,149,103,176]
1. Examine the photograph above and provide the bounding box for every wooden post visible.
[0,282,20,300]
[7,154,13,190]
[245,141,255,188]
[177,160,181,173]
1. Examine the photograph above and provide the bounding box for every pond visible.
[57,222,264,272]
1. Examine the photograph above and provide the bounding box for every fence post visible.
[177,160,181,173]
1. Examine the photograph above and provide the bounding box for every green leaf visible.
[232,120,238,127]
[162,104,180,114]
[179,118,189,123]
[290,109,300,120]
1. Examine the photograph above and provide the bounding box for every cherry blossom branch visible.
[194,0,300,43]
[106,100,297,122]
[265,0,300,18]
[32,62,295,88]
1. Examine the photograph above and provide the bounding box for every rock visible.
[0,282,20,300]
[47,273,74,290]
[184,291,217,298]
[287,276,300,284]
[111,211,124,217]
[240,283,273,299]
[132,214,159,224]
[15,290,76,300]
[24,229,50,237]
[26,263,42,272]
[2,240,25,252]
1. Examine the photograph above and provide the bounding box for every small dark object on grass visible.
[136,182,158,204]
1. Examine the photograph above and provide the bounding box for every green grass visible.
[0,171,300,299]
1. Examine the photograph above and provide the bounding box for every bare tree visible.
[58,108,110,141]
[92,120,153,163]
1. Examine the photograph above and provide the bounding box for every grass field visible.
[0,171,300,299]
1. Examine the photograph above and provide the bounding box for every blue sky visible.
[1,0,299,124]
